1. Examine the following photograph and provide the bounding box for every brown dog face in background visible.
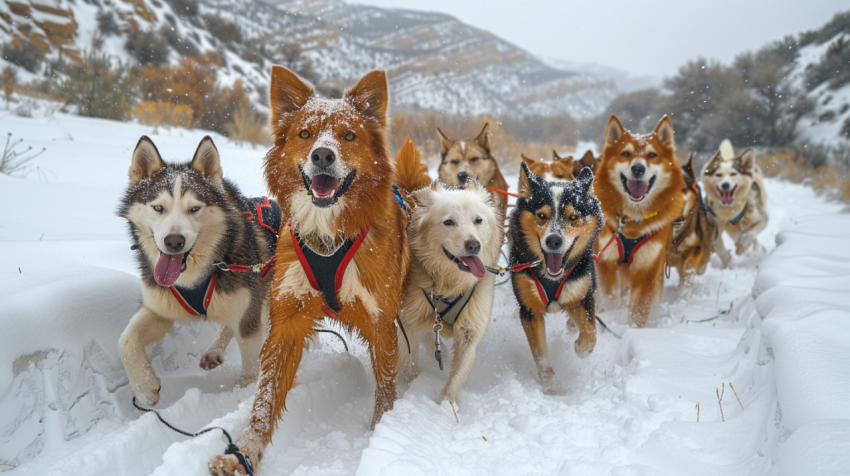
[437,123,509,212]
[521,153,574,182]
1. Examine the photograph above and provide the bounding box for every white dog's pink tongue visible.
[154,252,183,287]
[459,256,486,278]
[626,180,648,198]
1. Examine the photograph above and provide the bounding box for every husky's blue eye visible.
[190,206,201,213]
[443,219,455,226]
[153,205,163,213]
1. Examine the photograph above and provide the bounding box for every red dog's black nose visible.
[464,239,480,255]
[164,234,185,253]
[631,164,646,179]
[311,148,336,169]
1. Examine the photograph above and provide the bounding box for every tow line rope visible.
[486,186,519,198]
[213,257,276,279]
[132,397,254,476]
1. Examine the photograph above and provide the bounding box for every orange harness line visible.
[486,186,519,198]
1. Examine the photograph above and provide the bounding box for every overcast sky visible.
[358,0,848,79]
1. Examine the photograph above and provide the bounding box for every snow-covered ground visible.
[2,113,849,475]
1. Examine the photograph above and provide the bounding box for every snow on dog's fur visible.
[209,66,410,476]
[394,137,503,404]
[509,162,602,393]
[701,140,768,266]
[119,136,275,407]
[593,115,685,327]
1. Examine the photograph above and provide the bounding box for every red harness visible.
[169,273,219,316]
[290,223,371,317]
[594,227,662,266]
[529,267,574,304]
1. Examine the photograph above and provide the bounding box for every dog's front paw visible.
[200,351,225,370]
[574,332,596,358]
[209,454,247,476]
[132,366,161,406]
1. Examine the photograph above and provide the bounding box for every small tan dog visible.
[396,138,504,405]
[667,154,718,299]
[437,123,509,213]
[701,140,768,266]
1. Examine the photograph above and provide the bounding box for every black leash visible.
[313,328,349,353]
[132,397,254,475]
[595,316,621,339]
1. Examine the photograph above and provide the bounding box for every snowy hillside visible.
[0,0,622,118]
[2,113,849,474]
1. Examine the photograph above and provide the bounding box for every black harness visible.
[422,286,476,326]
[290,225,370,317]
[527,267,573,304]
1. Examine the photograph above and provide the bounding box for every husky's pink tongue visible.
[719,187,737,206]
[626,180,649,199]
[310,174,339,197]
[459,256,486,278]
[545,253,564,275]
[154,252,183,287]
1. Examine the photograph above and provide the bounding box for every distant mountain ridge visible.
[1,0,639,118]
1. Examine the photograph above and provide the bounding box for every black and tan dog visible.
[509,162,602,393]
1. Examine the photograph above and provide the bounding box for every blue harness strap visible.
[729,202,747,225]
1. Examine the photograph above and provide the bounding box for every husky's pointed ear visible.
[703,150,723,175]
[437,127,454,157]
[345,69,389,127]
[190,136,223,182]
[605,115,624,146]
[129,136,164,186]
[521,153,535,165]
[519,162,535,198]
[575,166,594,193]
[475,122,491,153]
[270,65,314,129]
[654,115,675,148]
[738,149,756,174]
[682,153,697,184]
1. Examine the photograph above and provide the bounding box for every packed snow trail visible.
[2,115,849,474]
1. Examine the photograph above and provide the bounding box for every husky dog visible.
[702,140,768,266]
[522,153,574,182]
[593,116,686,327]
[667,154,718,299]
[394,138,504,404]
[437,123,509,213]
[509,162,602,393]
[118,136,279,406]
[209,67,410,476]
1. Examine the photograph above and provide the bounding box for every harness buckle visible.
[213,262,230,272]
[431,288,444,371]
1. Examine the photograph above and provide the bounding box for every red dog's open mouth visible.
[621,174,655,202]
[301,169,356,208]
[717,185,738,206]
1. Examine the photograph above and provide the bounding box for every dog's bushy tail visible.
[395,135,431,193]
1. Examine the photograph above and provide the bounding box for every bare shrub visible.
[224,102,269,147]
[1,133,46,176]
[132,101,194,128]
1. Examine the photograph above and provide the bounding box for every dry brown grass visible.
[759,150,850,203]
[132,101,194,128]
[224,102,270,148]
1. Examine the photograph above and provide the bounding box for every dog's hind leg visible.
[119,306,175,406]
[200,325,232,371]
[519,306,556,394]
[398,326,422,385]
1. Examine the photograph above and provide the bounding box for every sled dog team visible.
[116,67,769,475]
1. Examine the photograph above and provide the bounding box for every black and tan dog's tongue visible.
[310,174,339,197]
[545,253,563,275]
[459,256,486,278]
[154,252,182,287]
